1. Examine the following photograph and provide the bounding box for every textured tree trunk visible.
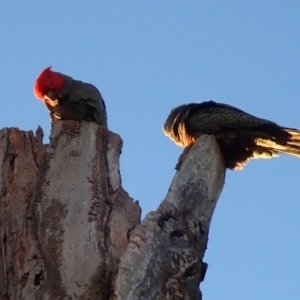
[0,121,225,300]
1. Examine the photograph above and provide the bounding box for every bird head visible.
[34,67,65,104]
[163,104,192,147]
[163,105,185,135]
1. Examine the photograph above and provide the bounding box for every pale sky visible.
[1,1,300,299]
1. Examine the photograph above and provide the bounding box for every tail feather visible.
[252,146,279,159]
[284,128,300,143]
[278,147,300,158]
[255,127,300,158]
[277,128,300,157]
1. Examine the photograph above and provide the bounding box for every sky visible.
[1,1,300,299]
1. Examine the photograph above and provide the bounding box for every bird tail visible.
[255,127,300,158]
[280,128,300,157]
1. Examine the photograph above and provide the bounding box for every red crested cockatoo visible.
[34,67,107,127]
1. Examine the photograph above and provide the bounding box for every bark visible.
[113,135,225,300]
[0,121,225,300]
[0,121,141,300]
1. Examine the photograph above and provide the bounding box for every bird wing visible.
[184,101,277,134]
[67,80,107,126]
[69,80,105,108]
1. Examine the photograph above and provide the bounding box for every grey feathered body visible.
[163,101,300,169]
[46,74,107,127]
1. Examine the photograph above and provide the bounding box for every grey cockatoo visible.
[164,101,300,169]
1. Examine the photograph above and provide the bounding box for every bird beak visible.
[44,91,55,101]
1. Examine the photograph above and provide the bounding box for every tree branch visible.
[113,136,225,300]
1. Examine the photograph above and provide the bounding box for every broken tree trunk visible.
[113,135,225,300]
[0,121,141,300]
[0,121,225,300]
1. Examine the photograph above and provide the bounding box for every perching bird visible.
[163,101,300,170]
[34,67,107,127]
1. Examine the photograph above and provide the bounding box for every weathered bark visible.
[0,121,141,300]
[0,121,225,300]
[0,126,46,300]
[113,135,225,300]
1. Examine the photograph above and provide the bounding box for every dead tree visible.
[0,121,225,300]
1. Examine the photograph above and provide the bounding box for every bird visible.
[163,101,300,170]
[34,67,107,127]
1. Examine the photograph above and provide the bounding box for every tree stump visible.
[0,121,225,300]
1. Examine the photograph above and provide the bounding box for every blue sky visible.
[1,1,300,299]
